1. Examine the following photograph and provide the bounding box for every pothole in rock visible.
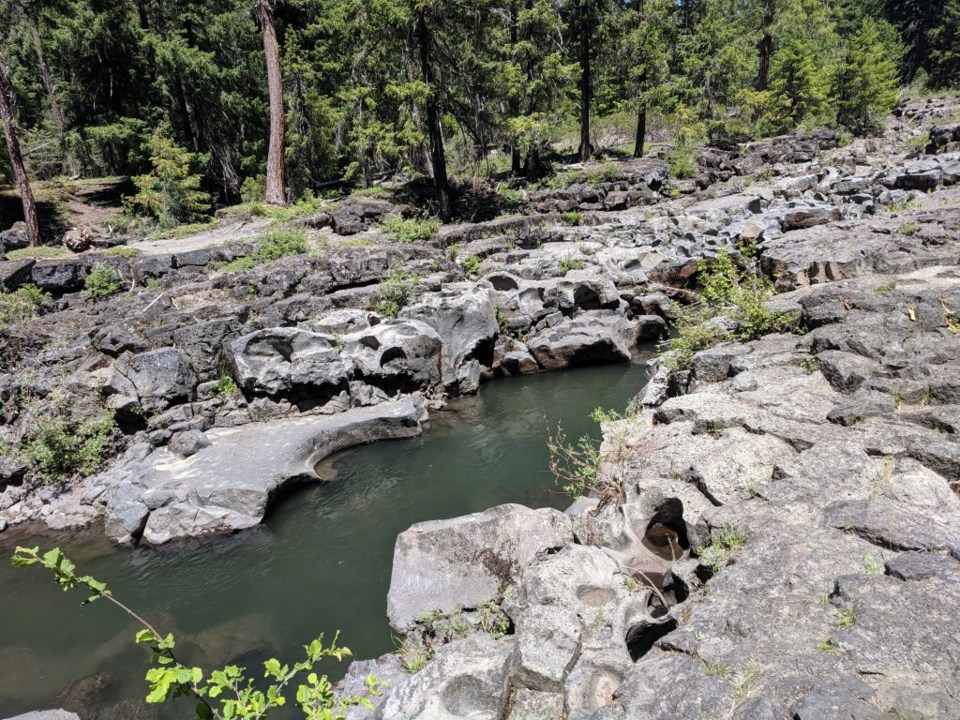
[640,498,691,562]
[442,674,499,718]
[625,619,678,662]
[588,667,625,711]
[577,585,617,608]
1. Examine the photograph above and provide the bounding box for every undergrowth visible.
[663,248,797,371]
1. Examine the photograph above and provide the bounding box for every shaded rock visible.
[168,429,211,458]
[0,259,35,291]
[228,327,349,399]
[105,348,197,414]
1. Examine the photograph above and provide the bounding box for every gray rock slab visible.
[106,399,422,544]
[387,504,574,632]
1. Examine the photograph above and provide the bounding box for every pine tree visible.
[833,18,900,136]
[131,121,211,226]
[928,0,960,88]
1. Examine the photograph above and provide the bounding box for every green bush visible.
[24,411,115,483]
[666,144,698,179]
[381,216,441,243]
[253,228,309,262]
[663,248,796,371]
[461,254,483,278]
[561,210,582,226]
[0,284,51,329]
[559,256,584,275]
[376,268,420,317]
[83,265,124,299]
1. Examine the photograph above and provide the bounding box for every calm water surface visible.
[0,361,652,717]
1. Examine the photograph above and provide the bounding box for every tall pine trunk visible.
[755,0,775,91]
[0,61,40,247]
[509,1,523,176]
[416,10,452,222]
[633,0,647,159]
[403,31,433,178]
[634,102,647,158]
[258,0,286,206]
[578,0,592,163]
[27,13,76,176]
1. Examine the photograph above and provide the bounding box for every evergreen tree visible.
[928,0,960,88]
[833,17,900,135]
[130,121,211,226]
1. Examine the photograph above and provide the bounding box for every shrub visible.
[0,284,50,329]
[376,268,420,318]
[83,265,124,299]
[666,144,698,179]
[559,256,584,275]
[218,255,256,273]
[381,216,441,243]
[102,246,140,258]
[461,254,483,278]
[253,228,309,262]
[24,411,115,483]
[561,210,582,226]
[213,372,238,396]
[130,121,211,226]
[663,248,796,371]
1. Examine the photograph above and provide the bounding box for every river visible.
[0,358,653,718]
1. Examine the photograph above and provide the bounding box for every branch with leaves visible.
[11,547,383,720]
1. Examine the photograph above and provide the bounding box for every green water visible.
[0,361,652,718]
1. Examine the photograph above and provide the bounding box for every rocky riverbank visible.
[2,94,960,717]
[330,101,960,718]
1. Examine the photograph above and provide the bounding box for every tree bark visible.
[633,0,647,159]
[416,9,452,222]
[509,1,523,176]
[26,12,77,176]
[0,61,40,247]
[578,0,592,163]
[633,103,647,158]
[258,0,286,206]
[755,0,775,91]
[403,30,433,178]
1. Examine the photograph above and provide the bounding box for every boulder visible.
[387,504,574,632]
[527,313,633,371]
[342,319,443,392]
[105,348,197,414]
[228,327,349,399]
[402,286,498,389]
[376,634,512,720]
[0,259,35,291]
[31,259,85,293]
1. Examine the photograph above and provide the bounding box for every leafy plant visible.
[561,210,582,226]
[0,284,51,329]
[897,222,919,236]
[376,268,420,318]
[478,601,510,639]
[380,216,441,243]
[213,373,239,396]
[558,256,584,275]
[253,229,309,262]
[696,526,750,574]
[24,411,115,483]
[461,254,483,278]
[83,265,125,299]
[662,248,796,371]
[11,547,383,718]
